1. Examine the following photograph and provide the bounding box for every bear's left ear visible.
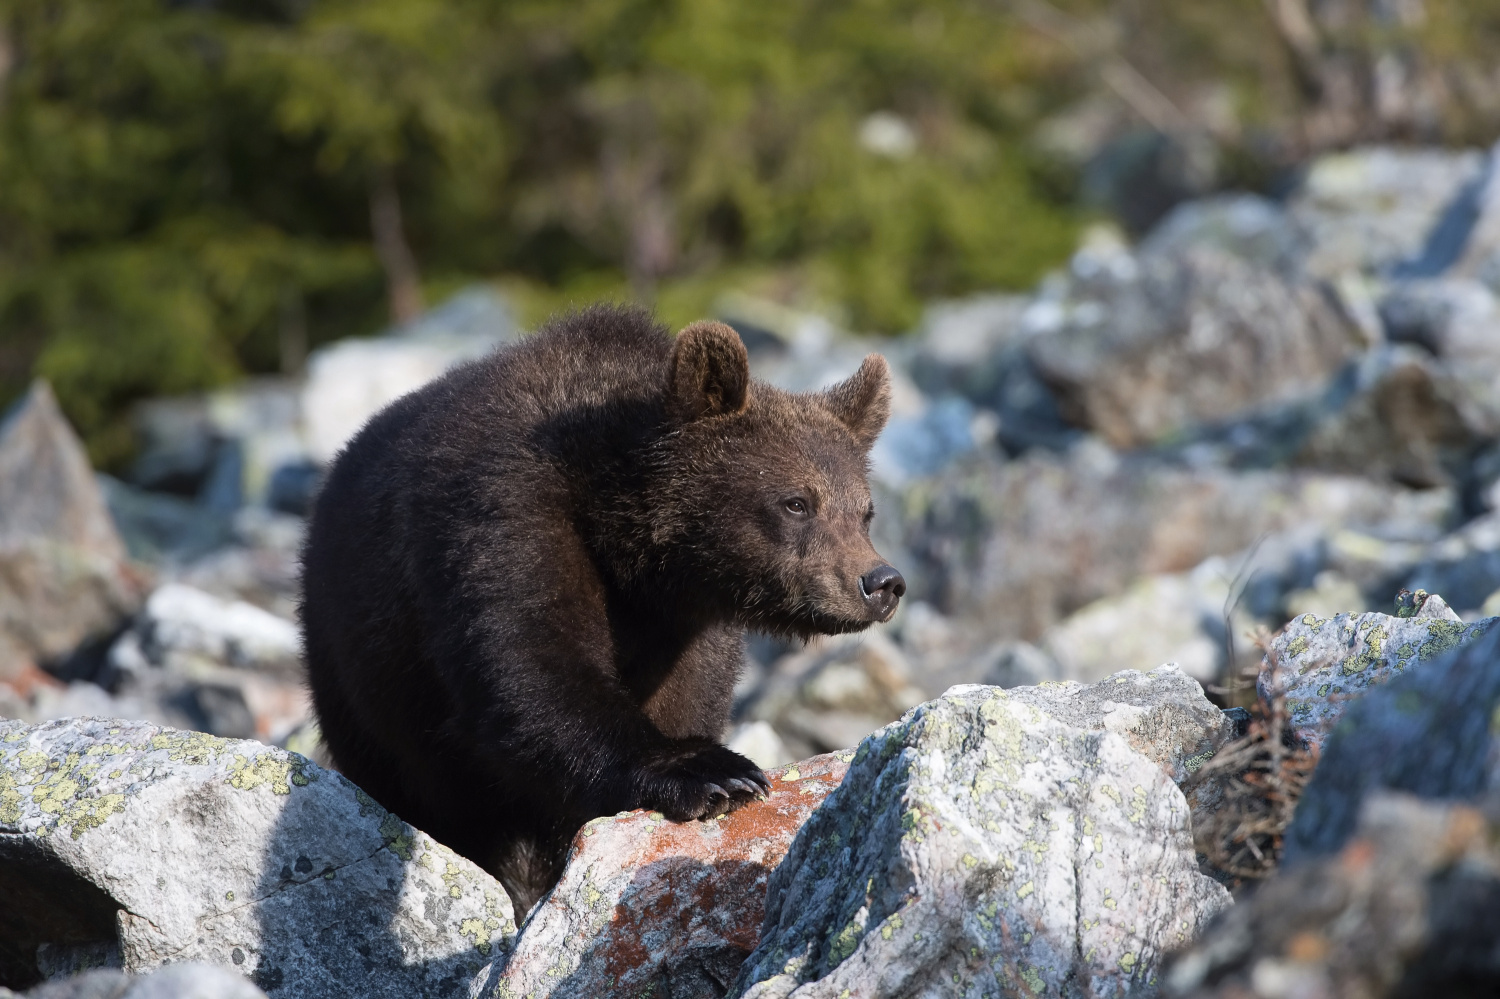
[669,320,751,421]
[825,354,891,450]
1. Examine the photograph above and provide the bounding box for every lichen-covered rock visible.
[1261,597,1490,750]
[1,962,270,999]
[1003,666,1236,786]
[1281,621,1500,862]
[1165,792,1500,998]
[497,753,850,998]
[0,717,515,996]
[730,684,1231,999]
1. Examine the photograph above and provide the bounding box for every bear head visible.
[652,319,905,639]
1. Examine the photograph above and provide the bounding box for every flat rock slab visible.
[1262,598,1491,750]
[0,717,515,997]
[498,753,851,999]
[731,684,1231,999]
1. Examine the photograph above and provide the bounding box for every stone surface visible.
[1024,240,1357,449]
[730,683,1231,999]
[0,383,126,563]
[109,585,300,679]
[1291,345,1496,489]
[0,384,145,678]
[1042,559,1260,684]
[1,963,269,999]
[1165,792,1500,998]
[1261,599,1490,752]
[302,288,515,463]
[497,753,850,999]
[1289,146,1490,280]
[1002,667,1236,786]
[1280,621,1500,862]
[898,445,1452,646]
[741,632,928,761]
[0,717,516,996]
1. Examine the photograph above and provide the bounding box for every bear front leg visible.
[629,738,771,821]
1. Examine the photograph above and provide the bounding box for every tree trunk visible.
[369,165,424,325]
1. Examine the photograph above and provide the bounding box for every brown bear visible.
[300,304,905,914]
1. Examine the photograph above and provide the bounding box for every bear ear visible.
[669,321,750,420]
[825,354,891,450]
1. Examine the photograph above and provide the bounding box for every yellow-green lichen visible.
[1183,750,1215,773]
[380,813,414,860]
[459,917,491,955]
[1421,620,1467,661]
[827,920,864,966]
[226,753,311,795]
[1342,625,1386,676]
[1286,635,1310,657]
[150,731,228,766]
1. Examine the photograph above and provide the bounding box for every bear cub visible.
[301,305,905,914]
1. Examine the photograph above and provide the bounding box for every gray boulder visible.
[1024,240,1358,449]
[1289,146,1490,280]
[898,443,1453,646]
[0,717,515,996]
[730,681,1231,999]
[1280,618,1500,862]
[1165,792,1500,998]
[1261,595,1490,752]
[0,383,145,680]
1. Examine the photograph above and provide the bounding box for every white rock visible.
[0,717,515,997]
[728,720,795,770]
[730,684,1231,998]
[127,584,300,674]
[302,288,515,463]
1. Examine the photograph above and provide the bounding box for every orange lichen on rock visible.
[498,752,851,996]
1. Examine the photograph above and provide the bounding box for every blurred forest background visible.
[5,0,1500,466]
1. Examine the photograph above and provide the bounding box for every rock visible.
[0,383,126,563]
[726,721,795,770]
[903,295,1079,455]
[868,396,988,489]
[0,717,516,995]
[98,478,233,566]
[741,632,928,759]
[1024,239,1358,448]
[1291,345,1496,489]
[1041,557,1260,684]
[730,683,1231,999]
[898,444,1452,646]
[1164,791,1500,998]
[1289,146,1490,280]
[302,287,516,464]
[1002,666,1237,786]
[1261,598,1489,753]
[496,753,850,998]
[0,383,145,679]
[1279,619,1500,862]
[1139,194,1305,274]
[3,963,269,998]
[113,585,300,679]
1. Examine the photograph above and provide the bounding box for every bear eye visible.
[784,498,810,517]
[863,505,875,524]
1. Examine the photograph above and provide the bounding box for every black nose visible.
[860,564,906,619]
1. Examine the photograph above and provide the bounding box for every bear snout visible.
[858,564,906,620]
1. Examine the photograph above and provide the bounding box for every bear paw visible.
[635,742,771,822]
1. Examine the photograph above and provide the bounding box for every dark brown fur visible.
[300,305,900,914]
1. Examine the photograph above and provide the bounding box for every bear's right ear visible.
[668,321,750,421]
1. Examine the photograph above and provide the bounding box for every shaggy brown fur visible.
[301,305,904,914]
